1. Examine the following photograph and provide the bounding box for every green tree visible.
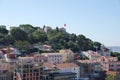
[77,34,86,50]
[0,27,9,35]
[1,35,15,45]
[105,73,120,80]
[69,33,77,42]
[32,30,47,43]
[10,28,28,41]
[92,41,101,51]
[19,24,36,34]
[14,41,31,50]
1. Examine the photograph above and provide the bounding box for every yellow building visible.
[59,49,74,63]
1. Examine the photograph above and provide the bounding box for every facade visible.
[44,62,80,80]
[42,53,63,64]
[59,49,74,63]
[13,57,43,80]
[76,60,102,77]
[97,56,109,71]
[48,72,76,80]
[34,54,48,62]
[0,59,11,80]
[56,63,80,80]
[98,44,111,57]
[108,57,120,72]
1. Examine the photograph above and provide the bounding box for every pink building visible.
[108,57,120,72]
[0,59,11,80]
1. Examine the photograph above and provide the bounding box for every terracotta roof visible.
[107,57,118,61]
[106,71,117,75]
[56,63,78,69]
[42,53,61,55]
[44,62,54,69]
[18,57,34,60]
[44,62,78,69]
[77,60,99,63]
[97,56,108,62]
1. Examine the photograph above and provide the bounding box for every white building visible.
[44,62,80,80]
[81,51,101,60]
[42,53,63,64]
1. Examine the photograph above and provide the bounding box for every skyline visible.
[0,0,120,46]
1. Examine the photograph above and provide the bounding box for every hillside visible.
[0,24,102,52]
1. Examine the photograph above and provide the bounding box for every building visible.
[44,62,80,80]
[34,54,48,62]
[76,60,102,79]
[98,44,111,57]
[0,59,11,80]
[1,47,20,55]
[13,57,43,80]
[34,45,52,51]
[81,51,101,60]
[48,72,76,80]
[42,53,63,64]
[108,57,120,72]
[97,56,109,71]
[59,49,74,63]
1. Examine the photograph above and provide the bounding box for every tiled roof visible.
[44,62,54,69]
[106,71,117,75]
[44,62,78,69]
[56,63,78,69]
[42,53,61,55]
[77,60,98,63]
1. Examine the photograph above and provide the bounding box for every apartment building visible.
[44,62,80,80]
[108,57,120,72]
[34,54,48,62]
[0,59,11,80]
[13,57,43,80]
[42,53,63,64]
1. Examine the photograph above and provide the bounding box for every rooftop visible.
[44,62,78,69]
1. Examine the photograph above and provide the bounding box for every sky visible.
[0,0,120,46]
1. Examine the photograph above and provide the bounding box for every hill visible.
[0,24,102,52]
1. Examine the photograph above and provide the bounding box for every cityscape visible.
[0,0,120,80]
[0,25,120,80]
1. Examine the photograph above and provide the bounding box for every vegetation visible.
[0,24,102,53]
[111,52,120,60]
[105,73,120,80]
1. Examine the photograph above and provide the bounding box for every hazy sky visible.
[0,0,120,46]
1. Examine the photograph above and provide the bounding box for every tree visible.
[77,34,86,50]
[14,41,31,50]
[10,28,28,41]
[69,33,77,42]
[1,35,15,45]
[92,41,101,51]
[0,27,9,35]
[105,73,120,80]
[19,24,36,34]
[32,30,47,43]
